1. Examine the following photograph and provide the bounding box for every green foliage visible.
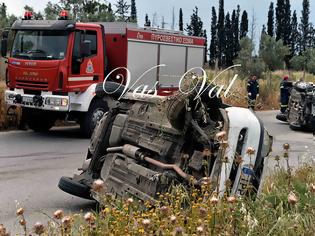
[291,48,315,74]
[234,37,266,78]
[179,8,183,31]
[144,13,151,27]
[203,29,208,64]
[217,0,225,66]
[300,0,311,52]
[291,11,299,56]
[209,7,217,67]
[115,0,130,22]
[224,12,233,66]
[130,0,137,23]
[240,10,248,38]
[291,54,307,71]
[186,6,204,37]
[260,34,290,71]
[44,1,61,20]
[231,7,240,60]
[267,2,274,37]
[43,1,116,22]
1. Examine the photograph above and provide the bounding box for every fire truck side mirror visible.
[80,40,91,58]
[1,38,7,57]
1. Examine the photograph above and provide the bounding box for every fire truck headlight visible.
[45,97,69,107]
[61,98,68,106]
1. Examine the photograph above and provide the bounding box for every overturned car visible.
[59,82,273,202]
[276,81,315,131]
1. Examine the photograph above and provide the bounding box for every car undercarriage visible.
[59,81,273,202]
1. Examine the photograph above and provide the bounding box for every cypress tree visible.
[209,6,218,67]
[259,25,267,54]
[217,0,225,66]
[231,9,240,61]
[240,10,248,38]
[130,0,137,23]
[186,7,203,37]
[144,13,151,27]
[276,0,285,41]
[291,10,299,56]
[0,3,6,19]
[300,0,310,52]
[108,3,112,13]
[179,8,183,31]
[283,0,291,46]
[224,12,233,66]
[267,2,274,37]
[204,29,208,64]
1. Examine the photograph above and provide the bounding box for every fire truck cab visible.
[2,11,206,137]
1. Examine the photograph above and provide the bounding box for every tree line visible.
[183,0,315,76]
[0,0,138,28]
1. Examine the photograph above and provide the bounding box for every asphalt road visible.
[0,111,314,234]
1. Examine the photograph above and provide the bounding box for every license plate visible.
[22,97,33,103]
[236,165,254,195]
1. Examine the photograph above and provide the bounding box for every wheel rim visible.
[91,109,105,128]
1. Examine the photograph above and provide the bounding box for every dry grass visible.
[208,70,315,110]
[0,81,21,130]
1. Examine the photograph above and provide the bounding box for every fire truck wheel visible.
[80,99,108,138]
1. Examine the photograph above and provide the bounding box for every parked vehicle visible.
[59,81,273,201]
[2,10,205,136]
[276,81,315,131]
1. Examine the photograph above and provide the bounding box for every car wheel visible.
[95,81,126,100]
[80,99,108,138]
[58,176,92,200]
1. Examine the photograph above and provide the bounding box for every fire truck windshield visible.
[12,30,69,60]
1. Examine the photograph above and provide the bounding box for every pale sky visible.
[2,0,315,49]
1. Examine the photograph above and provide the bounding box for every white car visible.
[59,82,273,201]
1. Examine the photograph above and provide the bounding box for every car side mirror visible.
[1,38,7,57]
[80,40,91,58]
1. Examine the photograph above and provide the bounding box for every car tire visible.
[276,113,287,122]
[289,122,301,131]
[80,99,108,138]
[87,109,118,175]
[58,176,92,200]
[95,81,126,100]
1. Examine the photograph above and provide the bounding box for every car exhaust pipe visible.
[107,144,195,183]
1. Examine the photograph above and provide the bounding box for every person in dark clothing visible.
[247,76,260,110]
[280,75,291,114]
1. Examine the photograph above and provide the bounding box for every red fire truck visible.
[2,11,205,137]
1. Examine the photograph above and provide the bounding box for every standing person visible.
[247,76,260,110]
[280,75,291,114]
